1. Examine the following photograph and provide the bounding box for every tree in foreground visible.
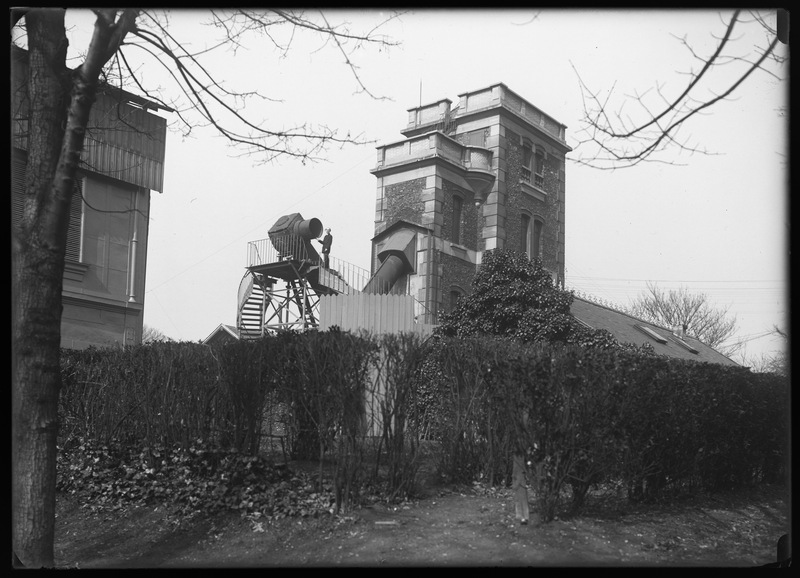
[628,281,740,356]
[11,8,398,567]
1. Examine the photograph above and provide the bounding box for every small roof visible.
[570,296,739,366]
[202,323,239,345]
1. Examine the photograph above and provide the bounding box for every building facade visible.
[369,83,571,322]
[11,46,170,349]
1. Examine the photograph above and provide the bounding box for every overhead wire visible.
[145,152,374,294]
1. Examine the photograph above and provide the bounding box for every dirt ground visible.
[52,469,790,568]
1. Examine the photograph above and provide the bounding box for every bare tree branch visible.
[10,9,400,565]
[629,281,740,356]
[57,9,403,165]
[571,9,787,170]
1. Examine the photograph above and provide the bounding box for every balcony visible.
[374,131,495,198]
[245,236,385,295]
[403,83,570,148]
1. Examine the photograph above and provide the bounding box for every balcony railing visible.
[247,235,313,267]
[464,146,492,171]
[376,132,493,175]
[246,237,401,295]
[404,84,568,146]
[521,167,544,190]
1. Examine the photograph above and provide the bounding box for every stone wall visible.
[384,177,426,226]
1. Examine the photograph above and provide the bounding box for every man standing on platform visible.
[317,228,333,268]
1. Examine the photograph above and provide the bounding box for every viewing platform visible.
[245,237,388,296]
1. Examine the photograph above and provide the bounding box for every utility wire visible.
[145,153,373,294]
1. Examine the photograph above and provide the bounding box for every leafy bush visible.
[60,343,223,448]
[58,328,788,524]
[369,332,431,501]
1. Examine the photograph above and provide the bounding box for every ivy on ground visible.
[56,437,340,521]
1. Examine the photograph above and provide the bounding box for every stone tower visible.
[369,83,571,323]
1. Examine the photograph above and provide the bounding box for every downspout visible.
[128,189,139,303]
[425,231,433,324]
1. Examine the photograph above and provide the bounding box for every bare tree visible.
[743,350,788,376]
[11,8,399,567]
[628,281,740,356]
[141,325,172,343]
[739,325,788,376]
[572,9,788,169]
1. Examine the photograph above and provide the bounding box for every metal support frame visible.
[254,262,321,334]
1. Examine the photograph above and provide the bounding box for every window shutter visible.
[11,153,25,231]
[66,179,83,261]
[11,151,83,262]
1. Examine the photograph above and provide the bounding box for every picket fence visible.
[318,293,436,336]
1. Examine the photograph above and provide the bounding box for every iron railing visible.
[246,237,405,295]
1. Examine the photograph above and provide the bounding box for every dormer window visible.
[634,324,668,344]
[669,334,699,354]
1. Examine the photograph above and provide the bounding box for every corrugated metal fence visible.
[318,294,436,336]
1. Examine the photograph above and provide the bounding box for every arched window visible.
[452,195,463,244]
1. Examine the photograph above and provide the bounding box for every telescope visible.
[268,213,323,264]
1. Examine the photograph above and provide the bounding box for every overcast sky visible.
[64,9,789,362]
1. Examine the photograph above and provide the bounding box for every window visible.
[534,148,545,188]
[452,195,463,244]
[634,324,668,344]
[449,289,462,312]
[668,334,699,354]
[12,151,84,261]
[532,218,543,260]
[463,128,488,147]
[521,143,546,189]
[520,214,543,260]
[522,146,533,183]
[520,213,531,256]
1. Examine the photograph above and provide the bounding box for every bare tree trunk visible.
[12,7,391,566]
[12,11,71,568]
[12,9,134,566]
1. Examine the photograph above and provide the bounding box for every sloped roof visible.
[570,296,739,366]
[203,323,240,345]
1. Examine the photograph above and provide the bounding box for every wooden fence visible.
[318,293,436,336]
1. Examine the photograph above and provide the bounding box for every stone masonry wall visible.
[384,177,426,227]
[502,134,563,280]
[439,251,477,315]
